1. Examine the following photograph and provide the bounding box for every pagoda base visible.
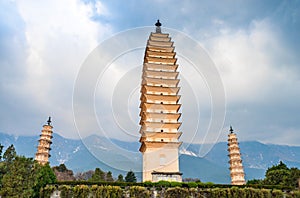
[151,171,182,182]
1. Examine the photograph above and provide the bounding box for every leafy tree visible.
[266,161,288,173]
[106,171,114,182]
[246,179,263,185]
[0,144,17,186]
[125,170,137,182]
[288,167,300,188]
[263,161,290,186]
[54,163,68,172]
[33,163,56,197]
[0,143,3,161]
[75,170,94,181]
[3,144,16,164]
[89,168,105,182]
[262,161,300,187]
[0,144,4,180]
[0,145,56,197]
[264,169,290,185]
[52,163,75,181]
[117,174,124,182]
[183,177,201,182]
[0,156,36,197]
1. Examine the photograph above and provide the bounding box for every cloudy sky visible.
[0,0,299,147]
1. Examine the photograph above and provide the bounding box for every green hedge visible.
[41,184,300,198]
[129,186,150,198]
[73,185,90,198]
[39,185,56,198]
[193,187,271,198]
[165,187,189,198]
[59,185,73,198]
[52,180,294,191]
[91,185,122,198]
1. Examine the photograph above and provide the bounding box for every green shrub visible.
[94,186,104,197]
[198,188,212,197]
[58,185,73,198]
[73,185,90,198]
[156,180,171,187]
[129,186,150,198]
[170,181,182,187]
[95,186,111,198]
[272,189,284,198]
[242,187,250,197]
[229,186,244,198]
[210,188,228,198]
[189,187,198,197]
[103,186,112,198]
[260,188,271,198]
[186,182,198,188]
[291,190,300,198]
[143,181,154,187]
[41,183,295,198]
[39,185,56,198]
[90,185,97,195]
[108,186,123,198]
[165,187,189,198]
[258,188,270,198]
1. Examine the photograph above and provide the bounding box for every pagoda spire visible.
[35,117,53,165]
[155,19,162,33]
[47,116,52,126]
[227,126,246,185]
[139,21,182,182]
[230,125,233,133]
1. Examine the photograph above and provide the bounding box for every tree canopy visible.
[3,144,16,164]
[54,163,68,172]
[106,171,114,182]
[89,167,105,182]
[0,144,3,161]
[52,163,75,181]
[125,170,137,182]
[0,144,56,197]
[247,161,300,188]
[117,174,124,182]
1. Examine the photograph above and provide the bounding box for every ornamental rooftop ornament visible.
[155,19,162,33]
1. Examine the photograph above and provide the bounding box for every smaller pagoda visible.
[227,126,246,185]
[35,117,53,165]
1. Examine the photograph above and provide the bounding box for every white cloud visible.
[6,0,112,138]
[95,1,110,16]
[205,20,295,103]
[1,1,299,146]
[201,19,300,145]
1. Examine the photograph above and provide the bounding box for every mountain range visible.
[1,132,300,184]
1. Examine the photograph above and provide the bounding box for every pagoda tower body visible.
[139,20,182,182]
[35,117,53,165]
[227,126,246,185]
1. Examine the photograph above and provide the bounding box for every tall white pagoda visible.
[139,20,182,182]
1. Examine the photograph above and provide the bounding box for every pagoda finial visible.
[47,116,51,126]
[155,19,161,27]
[229,125,234,133]
[155,19,162,33]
